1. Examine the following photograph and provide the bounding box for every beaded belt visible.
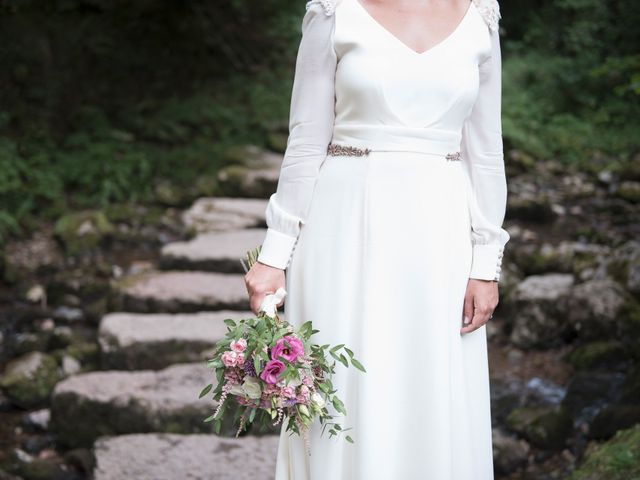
[327,143,462,161]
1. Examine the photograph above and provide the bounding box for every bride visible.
[245,0,509,478]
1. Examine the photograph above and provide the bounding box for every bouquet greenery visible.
[199,247,365,455]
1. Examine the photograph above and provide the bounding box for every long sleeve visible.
[460,19,510,282]
[256,1,337,270]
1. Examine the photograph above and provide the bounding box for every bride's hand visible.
[460,278,499,335]
[245,261,286,315]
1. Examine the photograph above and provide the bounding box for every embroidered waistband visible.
[327,143,462,161]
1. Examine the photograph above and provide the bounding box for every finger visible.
[250,294,264,316]
[460,304,489,334]
[462,293,474,327]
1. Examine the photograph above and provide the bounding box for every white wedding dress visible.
[256,0,510,478]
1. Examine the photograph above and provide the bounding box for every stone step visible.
[98,310,255,370]
[111,270,249,313]
[51,362,218,448]
[182,197,268,234]
[93,433,280,480]
[160,228,267,273]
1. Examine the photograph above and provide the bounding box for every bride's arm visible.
[460,11,510,282]
[256,1,337,270]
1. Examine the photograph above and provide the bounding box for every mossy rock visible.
[220,144,264,165]
[565,341,628,370]
[0,351,63,409]
[1,453,67,480]
[154,179,190,207]
[105,203,166,227]
[616,181,640,203]
[589,405,640,440]
[192,175,220,197]
[506,406,573,450]
[56,341,99,369]
[53,210,114,255]
[506,196,556,223]
[568,423,640,480]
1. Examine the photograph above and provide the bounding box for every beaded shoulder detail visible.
[472,0,501,33]
[305,0,337,16]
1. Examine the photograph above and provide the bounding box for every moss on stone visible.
[0,352,62,409]
[568,423,640,480]
[506,406,573,450]
[566,341,627,370]
[53,210,114,255]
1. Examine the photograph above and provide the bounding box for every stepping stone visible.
[98,310,255,370]
[50,363,218,448]
[182,197,267,234]
[160,228,267,273]
[112,271,249,313]
[93,433,280,480]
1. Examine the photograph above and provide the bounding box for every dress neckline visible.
[353,0,475,57]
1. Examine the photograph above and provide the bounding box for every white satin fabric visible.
[261,0,505,478]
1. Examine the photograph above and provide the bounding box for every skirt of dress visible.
[274,150,494,480]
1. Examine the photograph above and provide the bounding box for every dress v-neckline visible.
[353,0,475,57]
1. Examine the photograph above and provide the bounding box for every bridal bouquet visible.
[199,246,365,454]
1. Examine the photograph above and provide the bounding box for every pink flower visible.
[260,359,286,384]
[299,385,310,395]
[221,350,238,367]
[230,338,247,353]
[302,375,314,387]
[271,336,305,363]
[282,386,296,398]
[264,384,280,395]
[236,352,245,365]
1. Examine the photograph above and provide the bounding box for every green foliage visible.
[0,0,301,248]
[1,0,638,248]
[568,424,640,479]
[501,0,640,163]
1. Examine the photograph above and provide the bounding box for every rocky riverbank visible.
[0,145,638,479]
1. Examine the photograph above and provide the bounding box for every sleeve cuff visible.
[256,228,299,270]
[469,243,504,281]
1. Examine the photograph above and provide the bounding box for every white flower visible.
[311,392,325,409]
[241,376,262,400]
[227,383,244,396]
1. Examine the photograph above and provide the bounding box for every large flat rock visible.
[94,433,280,480]
[98,310,255,370]
[112,270,249,313]
[182,197,267,234]
[51,363,218,448]
[160,228,267,273]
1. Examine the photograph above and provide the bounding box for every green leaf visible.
[223,318,237,327]
[345,435,354,443]
[339,353,349,367]
[331,350,348,368]
[330,343,345,353]
[344,346,354,358]
[351,358,367,372]
[332,397,346,415]
[254,355,261,375]
[198,383,213,398]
